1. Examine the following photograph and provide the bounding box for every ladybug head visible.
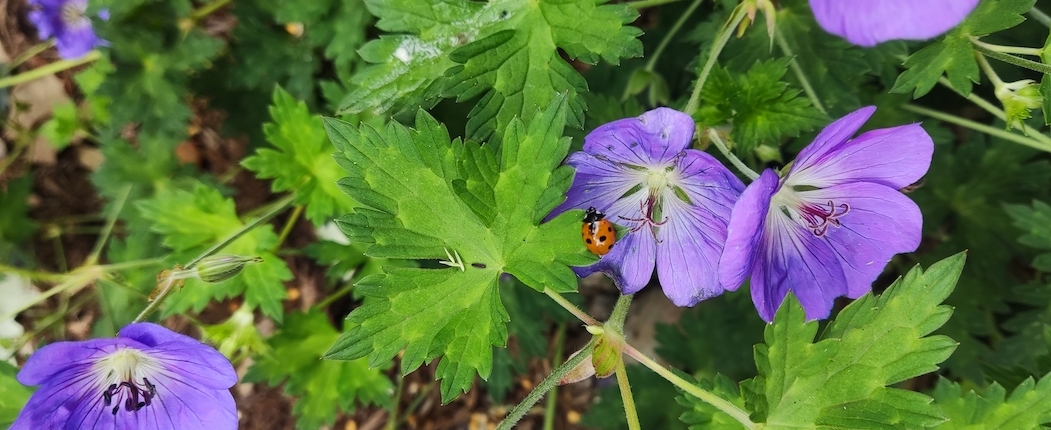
[583,207,605,223]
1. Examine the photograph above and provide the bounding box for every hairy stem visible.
[902,104,1051,153]
[543,323,567,430]
[624,344,756,429]
[0,50,101,89]
[684,5,748,114]
[970,39,1042,57]
[496,341,596,430]
[616,360,642,430]
[972,41,1051,75]
[775,27,827,115]
[707,129,760,180]
[544,288,600,325]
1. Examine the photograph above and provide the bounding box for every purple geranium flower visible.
[11,322,238,430]
[719,106,933,322]
[550,108,744,306]
[810,0,979,47]
[27,0,106,59]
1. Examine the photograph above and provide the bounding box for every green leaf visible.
[891,0,1036,98]
[932,373,1051,429]
[0,176,36,245]
[695,59,826,153]
[338,0,642,140]
[0,361,33,428]
[245,310,392,430]
[746,254,965,429]
[679,374,750,430]
[242,87,357,226]
[136,182,292,321]
[323,96,594,402]
[1006,200,1051,271]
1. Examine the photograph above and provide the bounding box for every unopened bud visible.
[996,80,1042,132]
[195,255,263,283]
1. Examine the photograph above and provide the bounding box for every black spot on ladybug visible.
[471,262,487,269]
[586,238,593,244]
[599,235,607,242]
[608,243,614,249]
[607,227,613,233]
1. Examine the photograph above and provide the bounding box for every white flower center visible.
[92,347,164,416]
[60,2,90,28]
[771,186,849,237]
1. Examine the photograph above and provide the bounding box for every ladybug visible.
[582,207,616,255]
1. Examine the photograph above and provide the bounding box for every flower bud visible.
[996,79,1042,131]
[194,255,263,283]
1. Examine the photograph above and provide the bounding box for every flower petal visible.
[55,24,99,59]
[790,106,875,176]
[548,151,645,220]
[675,149,744,216]
[810,0,979,47]
[582,108,694,167]
[752,208,849,322]
[719,169,778,291]
[17,339,127,385]
[655,192,730,306]
[799,182,923,297]
[120,323,237,388]
[573,228,656,294]
[788,122,934,190]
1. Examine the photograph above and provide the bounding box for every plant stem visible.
[935,76,1051,147]
[615,360,642,430]
[1029,6,1051,28]
[386,377,405,430]
[0,265,65,282]
[775,27,827,115]
[86,185,131,266]
[972,41,1051,75]
[544,287,599,325]
[645,0,704,72]
[707,128,760,180]
[607,294,633,331]
[626,0,683,9]
[313,280,357,310]
[974,51,1005,87]
[902,104,1051,153]
[684,4,747,114]
[272,204,304,253]
[185,194,295,269]
[9,41,55,69]
[623,344,756,429]
[191,0,232,20]
[970,39,1042,57]
[495,341,596,430]
[543,323,567,430]
[0,50,101,89]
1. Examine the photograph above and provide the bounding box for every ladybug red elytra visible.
[582,207,616,255]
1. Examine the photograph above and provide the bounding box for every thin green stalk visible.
[607,294,633,331]
[1029,6,1051,28]
[0,265,64,282]
[645,0,704,72]
[624,344,756,429]
[397,384,435,428]
[935,76,1051,147]
[970,39,1042,57]
[684,5,748,114]
[775,27,827,115]
[626,0,683,9]
[615,361,642,430]
[707,129,760,180]
[496,341,596,430]
[974,51,1005,87]
[86,185,131,266]
[9,41,55,69]
[272,204,304,253]
[313,281,356,310]
[543,323,567,430]
[0,50,101,89]
[902,104,1051,153]
[972,41,1051,75]
[386,377,405,430]
[544,287,599,325]
[191,0,232,20]
[185,194,295,269]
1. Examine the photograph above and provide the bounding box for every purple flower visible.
[810,0,980,47]
[27,0,106,59]
[719,106,933,322]
[550,108,744,306]
[11,322,238,430]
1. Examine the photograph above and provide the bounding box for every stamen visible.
[799,199,850,236]
[618,195,668,241]
[102,377,158,415]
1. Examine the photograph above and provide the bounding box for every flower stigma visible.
[92,348,164,416]
[771,186,850,237]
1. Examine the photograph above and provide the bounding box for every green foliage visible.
[582,365,690,430]
[932,373,1051,429]
[245,310,392,430]
[892,0,1036,98]
[678,374,749,430]
[323,96,594,402]
[136,182,292,321]
[0,361,32,428]
[338,0,643,140]
[1006,200,1051,272]
[0,177,36,246]
[242,87,358,226]
[742,254,964,428]
[655,293,765,382]
[694,58,826,153]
